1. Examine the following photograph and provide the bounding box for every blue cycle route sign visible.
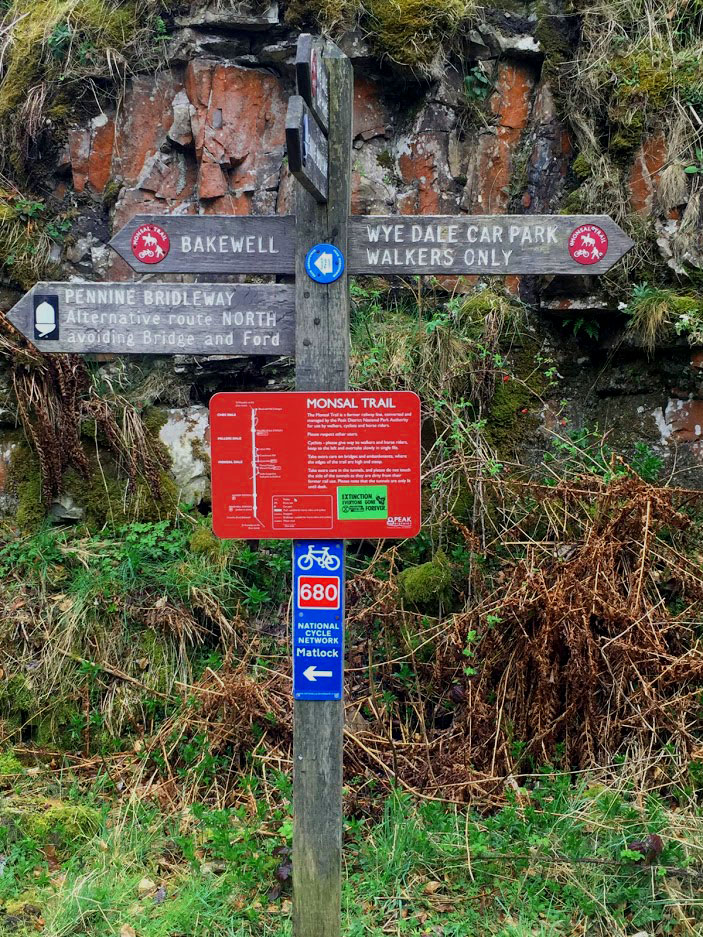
[304,243,345,284]
[292,540,344,700]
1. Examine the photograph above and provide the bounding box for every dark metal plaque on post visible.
[286,96,328,205]
[296,33,329,133]
[348,215,635,275]
[110,215,296,275]
[6,282,295,355]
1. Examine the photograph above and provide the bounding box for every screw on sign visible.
[568,224,608,266]
[131,223,170,265]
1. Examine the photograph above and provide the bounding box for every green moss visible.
[9,448,46,531]
[0,0,143,124]
[142,406,168,436]
[560,187,587,214]
[0,196,56,288]
[64,461,178,529]
[189,525,219,557]
[190,435,210,473]
[484,338,547,456]
[398,549,451,607]
[535,3,573,103]
[283,0,358,29]
[376,150,396,172]
[102,178,122,209]
[366,0,470,69]
[571,153,591,181]
[14,801,101,851]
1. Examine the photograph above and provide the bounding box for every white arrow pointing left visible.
[314,252,333,275]
[303,665,333,681]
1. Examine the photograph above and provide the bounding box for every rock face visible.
[158,407,211,507]
[1,3,701,519]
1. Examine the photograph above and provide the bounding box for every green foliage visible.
[0,518,292,749]
[684,146,703,175]
[464,64,491,101]
[286,0,474,70]
[543,426,662,484]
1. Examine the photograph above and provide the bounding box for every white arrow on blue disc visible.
[305,243,345,284]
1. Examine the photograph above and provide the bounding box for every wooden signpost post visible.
[4,30,639,937]
[290,44,352,937]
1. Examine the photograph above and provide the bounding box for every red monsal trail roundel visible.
[568,224,608,266]
[131,223,170,264]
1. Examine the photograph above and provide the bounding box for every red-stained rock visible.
[629,132,667,215]
[184,61,286,201]
[113,73,182,184]
[464,61,535,214]
[353,77,389,141]
[202,192,253,215]
[199,160,228,199]
[68,127,91,193]
[492,61,533,131]
[663,398,703,443]
[87,115,115,193]
[398,142,440,214]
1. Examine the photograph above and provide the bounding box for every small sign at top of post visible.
[296,34,329,133]
[286,96,329,204]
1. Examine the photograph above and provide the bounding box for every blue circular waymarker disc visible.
[305,243,345,284]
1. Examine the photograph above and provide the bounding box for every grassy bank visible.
[0,766,702,937]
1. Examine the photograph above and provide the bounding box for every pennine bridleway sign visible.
[5,281,295,355]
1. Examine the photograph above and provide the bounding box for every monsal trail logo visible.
[568,224,608,265]
[131,223,170,264]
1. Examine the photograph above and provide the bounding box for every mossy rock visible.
[1,799,101,853]
[398,549,451,607]
[190,525,220,557]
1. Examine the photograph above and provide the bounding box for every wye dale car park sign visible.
[3,32,635,937]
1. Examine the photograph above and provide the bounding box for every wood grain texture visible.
[296,33,329,133]
[293,51,353,937]
[110,215,296,274]
[6,282,295,355]
[286,95,328,205]
[348,214,635,274]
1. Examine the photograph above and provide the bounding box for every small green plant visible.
[630,442,663,482]
[684,147,703,174]
[563,316,600,339]
[464,65,491,102]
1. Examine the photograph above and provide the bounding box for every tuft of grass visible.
[623,281,703,351]
[365,0,473,70]
[0,0,165,175]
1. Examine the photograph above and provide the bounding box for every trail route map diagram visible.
[210,391,421,539]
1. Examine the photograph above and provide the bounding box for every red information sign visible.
[210,391,421,539]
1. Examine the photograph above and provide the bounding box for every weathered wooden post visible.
[289,41,353,937]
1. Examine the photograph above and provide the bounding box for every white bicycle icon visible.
[298,545,341,571]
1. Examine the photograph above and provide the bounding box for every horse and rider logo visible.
[568,224,608,266]
[131,223,170,265]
